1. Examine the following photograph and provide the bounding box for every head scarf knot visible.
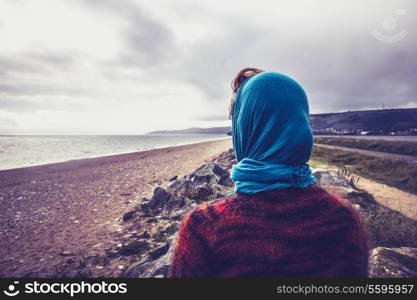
[230,71,316,194]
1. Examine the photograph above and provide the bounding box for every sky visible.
[0,0,416,134]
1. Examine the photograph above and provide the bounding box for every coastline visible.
[0,135,230,172]
[0,137,232,187]
[0,138,232,277]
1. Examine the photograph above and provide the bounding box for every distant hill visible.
[146,108,417,135]
[310,108,417,134]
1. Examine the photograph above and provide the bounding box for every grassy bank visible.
[314,137,417,156]
[311,146,417,194]
[311,146,417,247]
[347,190,417,248]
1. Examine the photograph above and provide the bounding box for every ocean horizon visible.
[0,134,229,171]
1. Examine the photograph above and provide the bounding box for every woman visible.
[168,68,369,277]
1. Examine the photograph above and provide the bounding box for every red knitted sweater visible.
[168,185,369,278]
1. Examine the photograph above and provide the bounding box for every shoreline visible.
[0,137,231,188]
[0,138,232,277]
[0,136,231,173]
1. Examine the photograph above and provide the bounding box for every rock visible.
[168,163,232,201]
[121,150,238,277]
[312,169,351,188]
[149,187,171,211]
[164,178,190,196]
[162,196,194,219]
[148,243,170,260]
[118,241,150,256]
[57,251,74,257]
[213,148,236,169]
[219,176,234,187]
[148,188,192,219]
[212,163,229,179]
[122,211,135,222]
[144,158,236,219]
[137,231,150,239]
[105,250,120,259]
[213,164,234,187]
[122,234,177,278]
[369,247,417,278]
[189,165,213,184]
[153,223,179,243]
[187,184,214,201]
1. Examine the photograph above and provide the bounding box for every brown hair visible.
[229,67,264,119]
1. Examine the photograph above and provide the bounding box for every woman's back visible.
[169,69,369,277]
[169,185,368,277]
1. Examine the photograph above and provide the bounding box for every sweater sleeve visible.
[168,209,214,278]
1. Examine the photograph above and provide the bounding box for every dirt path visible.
[311,161,417,221]
[314,143,417,164]
[355,178,417,221]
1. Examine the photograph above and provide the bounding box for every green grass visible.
[311,146,417,194]
[314,137,417,156]
[311,145,417,247]
[347,190,417,248]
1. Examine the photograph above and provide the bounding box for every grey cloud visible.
[85,0,417,116]
[0,86,135,114]
[0,83,91,97]
[0,96,87,113]
[27,51,76,67]
[191,113,229,122]
[171,4,417,116]
[0,98,49,113]
[161,23,267,102]
[300,35,417,112]
[0,115,17,126]
[1,0,417,132]
[0,56,40,76]
[0,94,119,114]
[0,50,79,81]
[0,114,18,130]
[82,0,178,68]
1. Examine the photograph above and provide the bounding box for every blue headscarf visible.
[230,71,317,194]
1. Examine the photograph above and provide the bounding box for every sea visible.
[0,134,229,171]
[2,134,416,171]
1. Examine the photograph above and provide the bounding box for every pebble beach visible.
[0,138,232,277]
